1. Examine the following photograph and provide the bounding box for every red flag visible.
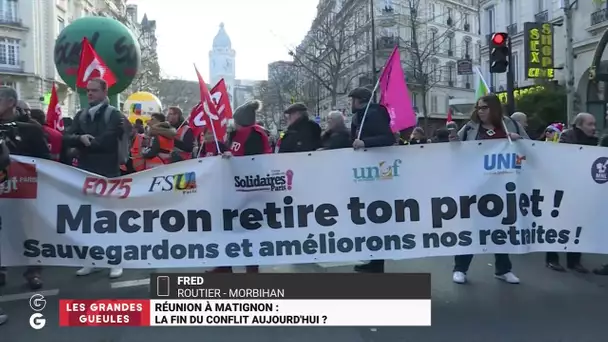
[192,64,226,140]
[46,83,64,131]
[446,107,453,123]
[210,79,233,119]
[76,37,117,89]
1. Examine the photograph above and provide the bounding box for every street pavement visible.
[1,253,608,342]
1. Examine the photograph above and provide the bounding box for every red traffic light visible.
[491,33,507,45]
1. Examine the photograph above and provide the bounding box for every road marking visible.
[316,261,364,268]
[0,289,60,303]
[111,278,150,289]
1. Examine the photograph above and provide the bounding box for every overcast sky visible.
[128,0,318,81]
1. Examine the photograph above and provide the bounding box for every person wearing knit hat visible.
[277,102,322,153]
[541,123,564,142]
[210,100,272,275]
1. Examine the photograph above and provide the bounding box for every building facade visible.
[295,0,481,126]
[479,0,608,128]
[209,23,236,108]
[0,0,148,115]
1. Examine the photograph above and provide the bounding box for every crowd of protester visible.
[0,79,608,325]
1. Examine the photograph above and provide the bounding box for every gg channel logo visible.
[29,294,47,330]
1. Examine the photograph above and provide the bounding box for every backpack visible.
[79,106,131,164]
[462,116,520,141]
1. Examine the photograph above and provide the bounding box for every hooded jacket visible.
[142,123,177,159]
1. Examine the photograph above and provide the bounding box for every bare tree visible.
[289,11,361,107]
[253,64,311,130]
[130,31,161,93]
[113,7,162,96]
[157,78,200,112]
[403,0,462,130]
[253,81,283,130]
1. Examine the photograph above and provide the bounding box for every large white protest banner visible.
[0,140,607,268]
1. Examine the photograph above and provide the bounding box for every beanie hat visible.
[233,100,262,127]
[546,123,564,133]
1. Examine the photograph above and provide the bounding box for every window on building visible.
[447,7,453,20]
[1,81,15,88]
[0,0,17,21]
[0,37,19,67]
[446,63,454,84]
[428,3,435,21]
[57,17,65,33]
[448,36,454,53]
[431,95,438,113]
[508,0,515,24]
[485,6,495,35]
[430,60,439,82]
[536,0,544,13]
[462,13,470,29]
[430,30,437,52]
[462,38,471,58]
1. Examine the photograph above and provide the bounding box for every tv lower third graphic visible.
[29,294,47,329]
[56,274,432,327]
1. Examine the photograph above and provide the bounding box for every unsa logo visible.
[591,157,608,184]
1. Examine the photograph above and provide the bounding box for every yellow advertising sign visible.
[524,22,554,79]
[495,85,544,104]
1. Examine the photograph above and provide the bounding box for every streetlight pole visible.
[370,0,377,102]
[563,0,577,127]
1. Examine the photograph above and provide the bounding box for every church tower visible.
[209,23,236,107]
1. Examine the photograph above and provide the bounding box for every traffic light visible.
[489,32,509,73]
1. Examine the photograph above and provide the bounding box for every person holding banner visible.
[277,103,321,153]
[349,87,395,150]
[196,127,227,157]
[65,78,125,279]
[213,100,271,273]
[543,113,597,273]
[167,106,194,162]
[453,94,527,284]
[348,87,395,274]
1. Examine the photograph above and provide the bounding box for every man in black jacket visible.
[0,87,51,325]
[62,78,124,279]
[349,87,395,149]
[348,87,395,273]
[278,103,321,153]
[63,78,124,177]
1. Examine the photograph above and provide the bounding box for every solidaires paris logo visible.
[234,170,294,192]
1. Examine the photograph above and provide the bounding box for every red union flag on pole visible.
[76,37,117,89]
[46,83,64,131]
[379,46,416,132]
[210,79,233,119]
[192,64,226,140]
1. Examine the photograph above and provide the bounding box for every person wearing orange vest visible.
[141,113,176,169]
[166,106,194,162]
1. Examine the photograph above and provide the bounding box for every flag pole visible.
[202,102,222,155]
[356,75,382,140]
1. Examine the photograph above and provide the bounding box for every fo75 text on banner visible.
[1,140,607,268]
[58,274,431,326]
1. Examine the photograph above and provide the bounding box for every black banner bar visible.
[149,273,430,300]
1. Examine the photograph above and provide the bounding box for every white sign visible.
[1,141,607,268]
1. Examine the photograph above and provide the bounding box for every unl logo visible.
[0,161,38,199]
[83,177,132,199]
